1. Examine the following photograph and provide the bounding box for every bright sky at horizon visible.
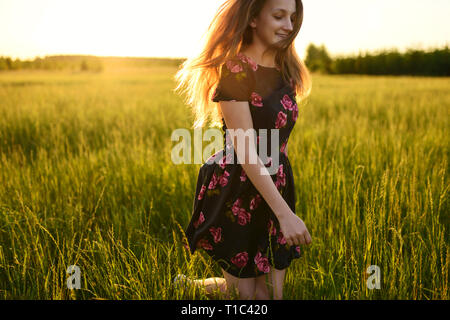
[0,0,448,61]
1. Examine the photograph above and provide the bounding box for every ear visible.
[249,17,257,28]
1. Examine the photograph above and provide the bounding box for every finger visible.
[306,231,312,244]
[290,237,298,246]
[298,234,306,245]
[305,233,312,245]
[286,238,294,247]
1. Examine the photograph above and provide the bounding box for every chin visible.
[272,39,284,46]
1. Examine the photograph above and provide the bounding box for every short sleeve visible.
[212,58,253,102]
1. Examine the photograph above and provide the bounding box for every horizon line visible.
[1,42,449,62]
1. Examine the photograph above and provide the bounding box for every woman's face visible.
[250,0,297,47]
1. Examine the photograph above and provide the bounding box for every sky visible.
[0,0,448,61]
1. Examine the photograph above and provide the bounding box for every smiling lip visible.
[276,33,288,38]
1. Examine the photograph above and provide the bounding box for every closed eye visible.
[274,16,295,23]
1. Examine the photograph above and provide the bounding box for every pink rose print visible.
[219,170,230,187]
[219,155,226,169]
[292,103,298,122]
[247,58,258,71]
[231,198,243,216]
[193,211,205,228]
[237,52,246,62]
[281,94,294,111]
[277,231,287,245]
[208,150,228,163]
[254,252,270,273]
[226,59,243,73]
[219,153,233,169]
[240,168,247,182]
[209,227,222,243]
[197,238,213,250]
[237,52,258,71]
[237,208,251,226]
[278,164,286,186]
[275,111,287,129]
[280,141,287,156]
[250,194,262,210]
[198,184,206,200]
[268,219,276,236]
[230,194,252,226]
[231,252,249,268]
[251,92,263,107]
[208,172,219,189]
[275,164,286,189]
[295,246,301,254]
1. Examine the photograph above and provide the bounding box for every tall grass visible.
[0,68,448,299]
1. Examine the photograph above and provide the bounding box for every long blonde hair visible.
[174,0,312,129]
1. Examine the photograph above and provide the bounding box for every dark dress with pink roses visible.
[184,52,302,278]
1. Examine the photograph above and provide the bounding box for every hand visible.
[278,213,312,246]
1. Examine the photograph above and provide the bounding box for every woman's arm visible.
[219,101,311,246]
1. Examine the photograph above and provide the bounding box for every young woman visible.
[174,0,312,300]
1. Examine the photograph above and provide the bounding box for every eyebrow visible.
[273,8,296,15]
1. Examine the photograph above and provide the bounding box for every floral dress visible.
[184,52,302,278]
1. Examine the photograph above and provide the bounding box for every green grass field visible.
[0,66,448,299]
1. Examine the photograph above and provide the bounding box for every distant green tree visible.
[0,57,8,70]
[305,43,332,73]
[5,57,12,70]
[331,46,450,76]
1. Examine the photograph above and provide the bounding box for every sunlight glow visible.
[0,0,448,60]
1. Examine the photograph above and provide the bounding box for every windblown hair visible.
[174,0,312,129]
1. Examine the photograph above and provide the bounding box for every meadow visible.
[0,65,448,299]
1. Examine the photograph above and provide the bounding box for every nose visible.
[284,18,293,32]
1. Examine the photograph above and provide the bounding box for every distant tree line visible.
[1,47,448,76]
[0,55,104,72]
[305,44,450,76]
[0,55,185,72]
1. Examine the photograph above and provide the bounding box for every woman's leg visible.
[182,270,259,300]
[221,268,256,300]
[255,267,287,300]
[268,267,287,300]
[190,277,227,298]
[254,273,271,300]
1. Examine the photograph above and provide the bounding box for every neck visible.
[241,43,277,68]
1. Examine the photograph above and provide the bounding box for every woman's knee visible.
[254,289,270,300]
[254,275,271,300]
[222,269,256,300]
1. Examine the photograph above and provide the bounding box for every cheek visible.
[261,19,280,35]
[270,20,285,32]
[254,17,281,39]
